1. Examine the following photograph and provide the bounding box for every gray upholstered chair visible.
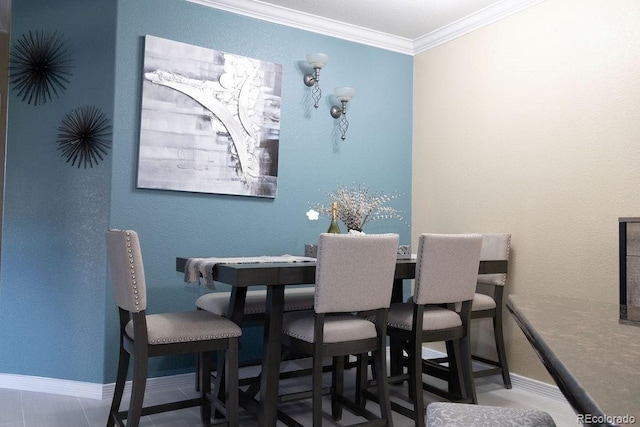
[195,287,315,323]
[426,402,556,426]
[105,230,242,427]
[470,233,512,387]
[279,232,400,426]
[195,277,314,394]
[426,233,512,389]
[381,233,483,427]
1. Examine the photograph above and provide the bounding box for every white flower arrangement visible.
[308,184,404,232]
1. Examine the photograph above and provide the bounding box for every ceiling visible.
[189,0,545,54]
[255,0,522,40]
[0,0,544,52]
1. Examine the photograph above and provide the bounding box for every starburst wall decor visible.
[57,106,112,168]
[9,29,73,105]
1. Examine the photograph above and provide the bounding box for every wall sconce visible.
[303,53,329,109]
[329,87,355,141]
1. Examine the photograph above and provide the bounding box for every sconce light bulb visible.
[306,53,329,69]
[333,86,356,101]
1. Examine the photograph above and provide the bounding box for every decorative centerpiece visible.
[305,184,408,258]
[307,184,404,232]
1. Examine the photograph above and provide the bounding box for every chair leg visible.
[127,352,148,427]
[355,353,368,407]
[373,348,393,427]
[406,345,416,402]
[448,340,466,400]
[444,340,459,395]
[493,312,512,389]
[312,344,324,426]
[107,346,129,427]
[331,355,344,420]
[195,350,201,392]
[199,352,212,425]
[226,338,239,427]
[459,335,477,404]
[410,338,425,427]
[212,350,227,419]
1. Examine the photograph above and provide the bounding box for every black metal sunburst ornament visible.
[9,29,73,105]
[57,106,112,169]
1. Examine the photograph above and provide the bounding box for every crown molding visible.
[186,0,414,54]
[413,0,546,54]
[189,0,545,56]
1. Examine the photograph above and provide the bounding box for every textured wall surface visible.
[1,0,115,383]
[0,0,413,383]
[0,31,7,254]
[413,0,640,382]
[109,0,413,381]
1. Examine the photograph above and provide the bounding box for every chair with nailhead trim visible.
[364,233,482,427]
[279,232,400,426]
[105,229,242,427]
[424,233,512,389]
[468,233,512,387]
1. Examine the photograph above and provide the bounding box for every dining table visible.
[507,294,640,427]
[176,256,508,426]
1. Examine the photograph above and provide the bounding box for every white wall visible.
[413,0,640,381]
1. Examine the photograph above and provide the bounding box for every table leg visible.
[259,284,285,426]
[228,287,248,326]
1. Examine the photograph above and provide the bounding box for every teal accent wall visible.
[1,0,412,383]
[0,0,115,383]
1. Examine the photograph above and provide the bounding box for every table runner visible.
[184,255,316,289]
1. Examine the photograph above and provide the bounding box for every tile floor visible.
[0,362,579,426]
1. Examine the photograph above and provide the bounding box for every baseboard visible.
[1,351,566,403]
[0,373,106,399]
[0,372,195,400]
[421,348,566,403]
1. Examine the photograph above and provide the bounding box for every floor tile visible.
[1,364,577,427]
[21,390,89,427]
[0,388,23,425]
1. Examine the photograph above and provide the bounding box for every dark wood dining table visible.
[176,257,507,426]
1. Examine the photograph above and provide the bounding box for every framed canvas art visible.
[137,35,281,197]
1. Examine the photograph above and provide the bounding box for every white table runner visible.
[184,255,316,289]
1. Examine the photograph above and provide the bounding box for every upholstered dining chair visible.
[279,232,400,426]
[426,402,556,426]
[195,282,315,395]
[470,233,512,387]
[105,229,242,427]
[425,233,512,389]
[378,233,482,427]
[195,287,315,323]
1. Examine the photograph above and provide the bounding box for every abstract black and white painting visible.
[137,35,281,197]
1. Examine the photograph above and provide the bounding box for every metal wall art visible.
[9,29,73,105]
[57,106,112,168]
[136,35,282,198]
